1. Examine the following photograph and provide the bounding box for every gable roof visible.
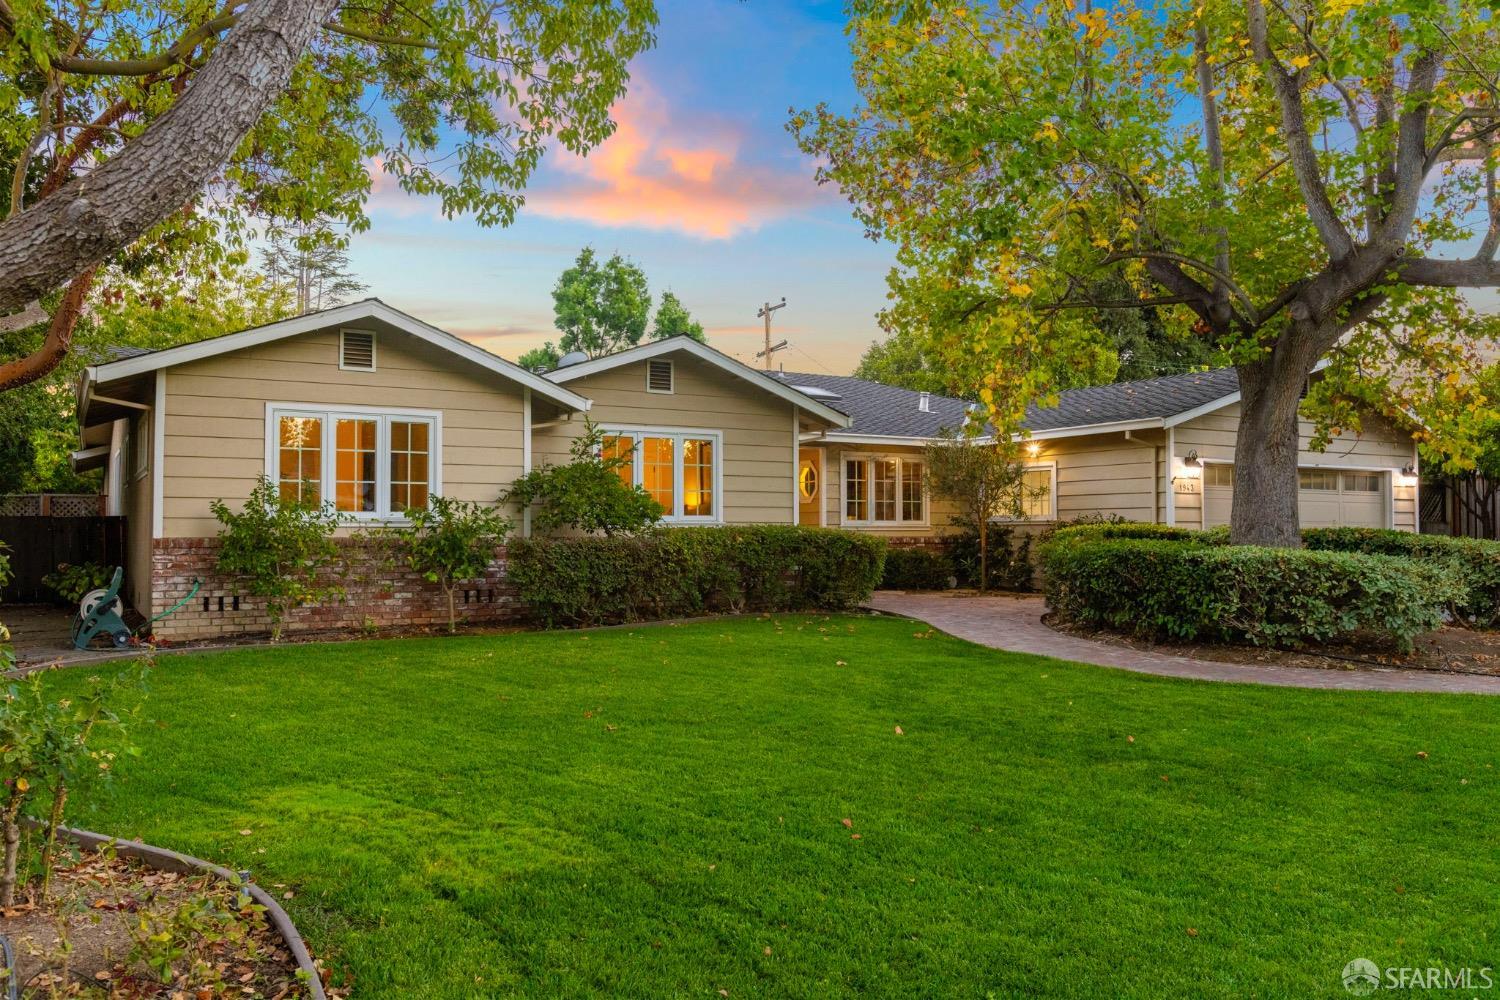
[82,298,592,413]
[543,336,853,428]
[780,367,1247,443]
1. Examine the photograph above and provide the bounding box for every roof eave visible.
[82,300,592,414]
[546,337,853,428]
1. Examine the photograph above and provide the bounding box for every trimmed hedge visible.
[1046,522,1224,545]
[1304,527,1500,627]
[1039,534,1461,652]
[508,526,887,626]
[880,547,954,591]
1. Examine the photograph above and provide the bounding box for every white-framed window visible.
[995,463,1056,521]
[130,412,150,479]
[265,404,439,521]
[843,454,926,526]
[1298,468,1339,491]
[599,427,721,522]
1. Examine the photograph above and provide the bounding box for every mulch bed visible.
[1047,616,1500,676]
[1,850,319,998]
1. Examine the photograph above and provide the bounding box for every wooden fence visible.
[0,515,126,603]
[1420,475,1500,540]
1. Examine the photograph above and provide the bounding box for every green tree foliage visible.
[795,0,1500,546]
[1087,275,1219,382]
[517,343,562,372]
[652,290,705,342]
[553,247,653,357]
[0,663,147,907]
[211,476,341,642]
[0,0,658,386]
[922,430,1038,593]
[0,241,292,494]
[259,221,368,315]
[504,420,663,535]
[395,495,511,633]
[853,330,952,395]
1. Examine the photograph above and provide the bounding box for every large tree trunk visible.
[1230,357,1307,547]
[0,0,341,389]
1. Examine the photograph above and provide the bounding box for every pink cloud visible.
[526,78,827,239]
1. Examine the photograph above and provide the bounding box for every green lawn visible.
[44,614,1500,998]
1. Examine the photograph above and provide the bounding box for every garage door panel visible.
[1195,465,1387,529]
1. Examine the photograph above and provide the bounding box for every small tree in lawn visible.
[211,476,340,642]
[396,496,511,633]
[504,419,664,535]
[924,430,1039,594]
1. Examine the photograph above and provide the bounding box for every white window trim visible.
[131,411,150,480]
[338,328,378,372]
[601,425,723,524]
[992,461,1057,523]
[840,452,930,528]
[264,402,442,523]
[645,359,674,394]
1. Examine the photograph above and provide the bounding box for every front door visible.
[798,448,823,526]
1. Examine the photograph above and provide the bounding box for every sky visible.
[345,0,892,376]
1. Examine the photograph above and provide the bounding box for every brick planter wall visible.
[150,537,525,642]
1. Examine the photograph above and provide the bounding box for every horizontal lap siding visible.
[162,329,525,536]
[1173,403,1418,531]
[1040,434,1162,523]
[535,357,795,525]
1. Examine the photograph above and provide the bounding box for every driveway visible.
[866,591,1500,695]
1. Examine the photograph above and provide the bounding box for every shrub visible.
[394,496,512,633]
[946,524,1036,590]
[211,477,341,642]
[42,561,113,604]
[508,526,887,626]
[1304,527,1500,627]
[1039,535,1462,652]
[1046,522,1225,545]
[880,547,954,590]
[503,419,663,536]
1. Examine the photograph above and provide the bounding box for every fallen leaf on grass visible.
[1126,735,1135,743]
[238,829,253,836]
[1186,927,1198,938]
[763,946,773,956]
[894,725,904,736]
[1416,751,1429,759]
[841,818,853,828]
[835,660,847,666]
[850,834,862,840]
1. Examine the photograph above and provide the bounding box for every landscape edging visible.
[42,823,327,1000]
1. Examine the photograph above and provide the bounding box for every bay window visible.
[844,455,925,526]
[601,428,721,522]
[268,405,439,520]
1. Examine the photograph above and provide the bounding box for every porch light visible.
[1179,450,1203,478]
[1398,464,1418,486]
[1026,441,1041,458]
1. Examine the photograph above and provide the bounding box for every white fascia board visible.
[545,336,853,428]
[1161,394,1240,428]
[83,299,592,414]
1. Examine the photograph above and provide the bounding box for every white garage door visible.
[1202,465,1388,529]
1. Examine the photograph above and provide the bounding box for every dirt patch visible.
[1046,616,1500,677]
[2,849,313,998]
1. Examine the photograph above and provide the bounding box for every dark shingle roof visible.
[103,345,155,361]
[1023,367,1240,431]
[776,367,1240,439]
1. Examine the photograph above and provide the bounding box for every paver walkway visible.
[866,591,1500,695]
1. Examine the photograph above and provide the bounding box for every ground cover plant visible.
[40,616,1500,999]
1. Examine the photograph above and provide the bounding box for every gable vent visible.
[646,358,674,393]
[340,330,376,371]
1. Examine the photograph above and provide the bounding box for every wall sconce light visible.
[1026,441,1041,458]
[1179,450,1203,478]
[1398,463,1418,486]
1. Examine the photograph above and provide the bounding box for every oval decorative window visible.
[799,463,818,499]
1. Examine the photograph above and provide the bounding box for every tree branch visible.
[1246,0,1355,260]
[1399,256,1500,287]
[48,10,241,76]
[1194,20,1232,326]
[0,268,95,392]
[0,0,342,318]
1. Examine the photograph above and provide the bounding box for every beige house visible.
[73,299,1420,634]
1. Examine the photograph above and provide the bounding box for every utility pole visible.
[756,297,788,371]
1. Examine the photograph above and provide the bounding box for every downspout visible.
[105,419,126,516]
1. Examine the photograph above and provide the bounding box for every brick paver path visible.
[867,591,1500,695]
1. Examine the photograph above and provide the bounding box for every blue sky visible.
[346,0,893,375]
